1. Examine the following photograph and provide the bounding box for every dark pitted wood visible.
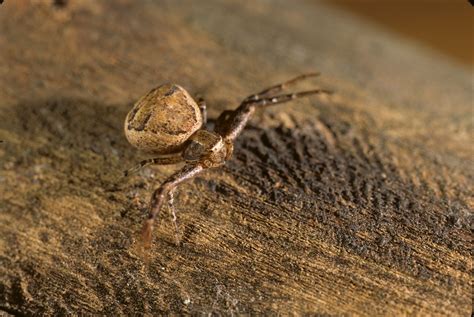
[0,1,471,315]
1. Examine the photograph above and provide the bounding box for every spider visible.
[124,73,331,247]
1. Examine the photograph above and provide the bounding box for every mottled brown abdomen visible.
[124,84,202,154]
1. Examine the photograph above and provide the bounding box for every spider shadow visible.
[2,97,138,191]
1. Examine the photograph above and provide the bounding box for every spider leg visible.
[216,110,233,122]
[214,110,234,134]
[197,97,207,127]
[124,154,184,176]
[222,89,332,141]
[142,164,204,248]
[244,72,320,102]
[243,89,332,108]
[168,188,180,245]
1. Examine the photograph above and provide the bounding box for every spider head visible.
[183,130,225,163]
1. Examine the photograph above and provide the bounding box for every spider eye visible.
[183,141,205,161]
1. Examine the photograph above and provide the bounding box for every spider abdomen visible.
[124,84,202,154]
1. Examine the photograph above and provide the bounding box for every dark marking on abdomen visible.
[130,112,153,132]
[164,85,178,97]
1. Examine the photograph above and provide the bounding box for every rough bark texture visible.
[0,1,472,315]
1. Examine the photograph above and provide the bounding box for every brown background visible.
[326,0,473,67]
[0,0,472,315]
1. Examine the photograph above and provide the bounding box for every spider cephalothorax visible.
[124,73,331,247]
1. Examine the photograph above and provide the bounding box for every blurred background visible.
[324,0,473,68]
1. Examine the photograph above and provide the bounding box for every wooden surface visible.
[0,0,472,315]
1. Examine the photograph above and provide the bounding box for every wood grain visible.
[0,0,471,315]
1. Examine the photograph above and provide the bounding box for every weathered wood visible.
[0,1,471,315]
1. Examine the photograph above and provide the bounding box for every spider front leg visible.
[216,73,332,141]
[221,88,332,141]
[214,110,233,133]
[141,164,204,248]
[244,72,320,102]
[243,89,332,108]
[124,154,183,176]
